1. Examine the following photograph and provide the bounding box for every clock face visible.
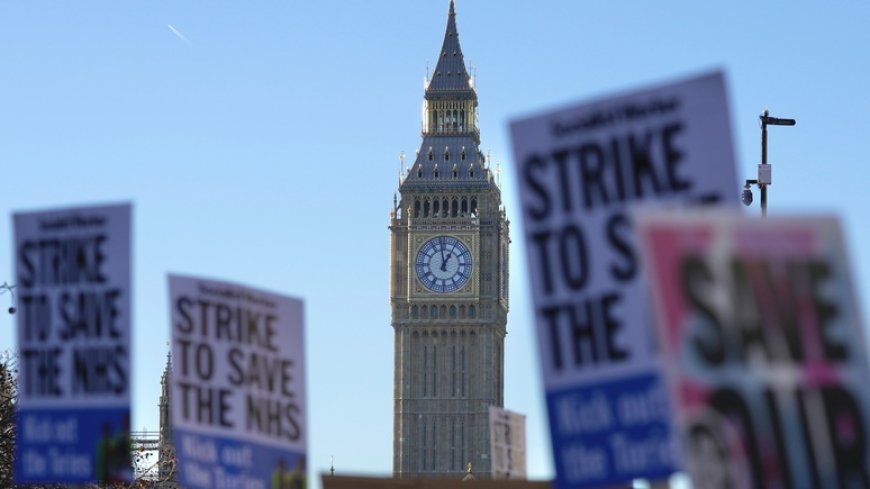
[415,236,473,293]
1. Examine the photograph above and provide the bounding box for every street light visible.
[0,282,15,314]
[743,109,796,217]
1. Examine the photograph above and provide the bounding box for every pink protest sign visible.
[637,211,870,489]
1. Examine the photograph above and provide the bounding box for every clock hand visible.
[440,252,453,272]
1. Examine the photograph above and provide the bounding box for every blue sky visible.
[1,1,869,487]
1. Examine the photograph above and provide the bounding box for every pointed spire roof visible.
[400,0,496,193]
[426,0,474,94]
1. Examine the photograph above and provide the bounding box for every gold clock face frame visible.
[415,235,473,293]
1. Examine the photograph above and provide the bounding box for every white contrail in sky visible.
[167,24,190,44]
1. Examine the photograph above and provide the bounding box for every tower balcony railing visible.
[422,125,480,138]
[396,213,500,227]
[407,216,480,227]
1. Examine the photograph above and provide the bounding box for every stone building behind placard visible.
[389,0,509,479]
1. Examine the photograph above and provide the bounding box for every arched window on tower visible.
[428,147,434,161]
[424,200,431,217]
[420,418,427,470]
[432,344,437,397]
[414,200,421,218]
[449,305,457,318]
[444,148,450,162]
[417,164,423,178]
[470,198,477,216]
[431,418,438,470]
[461,147,466,161]
[461,198,468,216]
[460,419,466,467]
[412,305,419,319]
[451,418,457,470]
[469,305,476,318]
[431,305,439,319]
[459,305,466,318]
[423,345,429,398]
[452,164,458,179]
[451,199,459,217]
[434,165,440,179]
[451,345,457,397]
[460,345,466,397]
[442,199,449,217]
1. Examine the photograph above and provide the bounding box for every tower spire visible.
[426,0,473,93]
[401,0,488,189]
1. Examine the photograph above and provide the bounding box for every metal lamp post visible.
[0,282,15,314]
[743,109,796,217]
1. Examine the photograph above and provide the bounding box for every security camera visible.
[8,307,15,315]
[741,187,754,206]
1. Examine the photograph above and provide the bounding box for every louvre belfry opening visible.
[389,0,509,479]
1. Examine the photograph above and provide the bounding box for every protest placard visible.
[637,212,870,488]
[489,406,527,480]
[14,203,132,484]
[509,71,739,488]
[169,274,306,489]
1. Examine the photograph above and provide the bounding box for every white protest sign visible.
[489,406,527,480]
[169,275,306,489]
[14,203,132,485]
[509,71,738,488]
[637,212,870,489]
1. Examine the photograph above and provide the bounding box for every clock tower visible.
[390,1,509,479]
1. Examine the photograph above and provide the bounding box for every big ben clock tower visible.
[390,0,509,479]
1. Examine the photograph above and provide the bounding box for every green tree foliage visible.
[0,353,16,487]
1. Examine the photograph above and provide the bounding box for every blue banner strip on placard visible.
[547,373,677,489]
[14,406,132,485]
[174,428,306,489]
